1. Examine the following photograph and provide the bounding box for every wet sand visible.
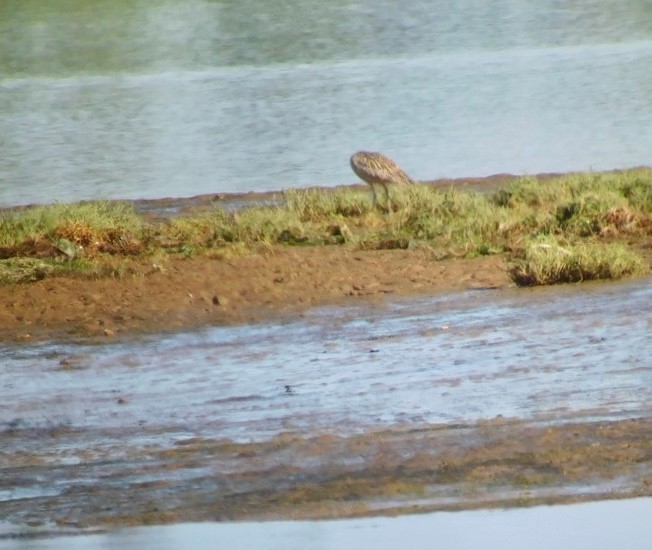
[0,246,511,342]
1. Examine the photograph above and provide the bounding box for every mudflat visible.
[0,245,510,342]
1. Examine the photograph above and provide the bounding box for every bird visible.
[350,151,415,210]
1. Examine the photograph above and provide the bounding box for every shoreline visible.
[6,167,648,215]
[1,168,650,343]
[0,247,513,343]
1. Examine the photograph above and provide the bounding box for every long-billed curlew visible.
[350,151,415,210]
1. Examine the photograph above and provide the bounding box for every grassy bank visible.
[1,169,650,286]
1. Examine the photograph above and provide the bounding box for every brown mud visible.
[0,245,511,343]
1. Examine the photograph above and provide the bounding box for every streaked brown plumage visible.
[350,151,415,209]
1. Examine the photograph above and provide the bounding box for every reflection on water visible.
[1,1,651,206]
[4,498,652,550]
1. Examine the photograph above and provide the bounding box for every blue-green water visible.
[1,0,651,205]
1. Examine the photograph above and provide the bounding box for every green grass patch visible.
[393,186,508,252]
[284,188,371,220]
[491,170,651,237]
[1,168,650,285]
[0,258,55,284]
[0,201,142,247]
[0,256,106,284]
[509,235,648,286]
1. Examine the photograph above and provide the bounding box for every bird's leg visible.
[384,183,392,213]
[370,184,378,208]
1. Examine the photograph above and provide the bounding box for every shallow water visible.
[1,278,650,532]
[3,497,651,550]
[2,279,650,448]
[1,1,651,206]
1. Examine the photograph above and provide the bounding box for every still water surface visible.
[3,498,652,550]
[1,1,651,206]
